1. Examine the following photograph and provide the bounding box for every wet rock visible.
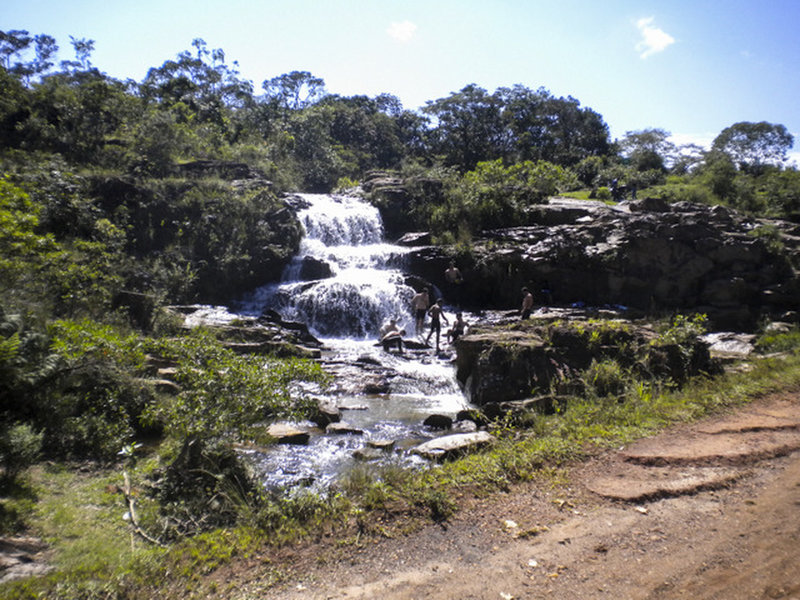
[267,423,310,445]
[456,409,490,427]
[223,340,321,359]
[423,414,454,430]
[298,256,333,280]
[367,439,396,450]
[356,354,383,366]
[364,377,390,394]
[353,447,386,461]
[258,310,323,347]
[326,422,364,435]
[452,420,478,433]
[310,399,341,428]
[411,431,496,461]
[339,403,370,411]
[396,232,432,246]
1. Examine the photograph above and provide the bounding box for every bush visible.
[595,186,612,200]
[582,359,629,398]
[0,423,43,482]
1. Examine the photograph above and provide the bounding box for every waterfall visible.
[231,192,470,491]
[260,193,415,339]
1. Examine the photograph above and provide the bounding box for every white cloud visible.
[670,132,716,149]
[387,20,418,43]
[635,17,675,59]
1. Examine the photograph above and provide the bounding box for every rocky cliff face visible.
[454,315,715,406]
[404,197,800,330]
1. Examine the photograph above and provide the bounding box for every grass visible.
[3,349,800,598]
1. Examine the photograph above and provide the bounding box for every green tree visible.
[498,85,610,166]
[262,70,326,112]
[618,128,675,172]
[424,84,504,171]
[711,121,794,174]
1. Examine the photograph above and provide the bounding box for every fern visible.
[0,332,21,365]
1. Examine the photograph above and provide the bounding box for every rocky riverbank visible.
[395,196,800,331]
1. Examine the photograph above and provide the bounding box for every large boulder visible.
[455,319,716,406]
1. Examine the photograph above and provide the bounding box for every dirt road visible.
[246,392,800,600]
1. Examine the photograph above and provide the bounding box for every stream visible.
[188,193,471,491]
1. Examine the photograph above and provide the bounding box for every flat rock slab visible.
[622,429,800,466]
[411,431,496,461]
[326,422,364,435]
[267,423,310,445]
[588,465,743,502]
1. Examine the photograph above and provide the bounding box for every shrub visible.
[595,186,612,200]
[0,423,43,482]
[582,359,629,398]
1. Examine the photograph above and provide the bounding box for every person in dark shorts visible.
[411,287,430,336]
[425,298,449,352]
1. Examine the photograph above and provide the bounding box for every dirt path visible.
[242,392,800,600]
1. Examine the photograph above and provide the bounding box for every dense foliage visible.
[0,24,797,468]
[1,27,799,599]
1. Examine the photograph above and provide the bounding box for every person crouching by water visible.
[411,287,430,336]
[520,287,534,320]
[425,298,449,352]
[380,318,405,354]
[446,312,467,344]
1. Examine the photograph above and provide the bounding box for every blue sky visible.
[3,0,799,159]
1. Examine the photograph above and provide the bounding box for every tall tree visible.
[712,121,794,174]
[618,128,675,172]
[423,84,504,171]
[262,70,326,112]
[498,85,610,166]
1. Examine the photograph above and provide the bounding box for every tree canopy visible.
[711,121,794,174]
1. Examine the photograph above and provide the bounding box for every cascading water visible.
[252,193,415,338]
[237,193,470,490]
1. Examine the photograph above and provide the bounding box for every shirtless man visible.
[425,298,449,352]
[444,261,463,306]
[379,318,404,354]
[520,287,534,320]
[411,287,430,335]
[447,312,467,344]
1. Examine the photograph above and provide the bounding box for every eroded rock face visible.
[455,319,716,406]
[406,198,800,330]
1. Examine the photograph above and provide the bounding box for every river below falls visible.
[183,306,471,492]
[183,192,474,491]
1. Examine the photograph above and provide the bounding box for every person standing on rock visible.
[520,287,534,320]
[444,261,463,307]
[412,287,430,336]
[425,298,449,352]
